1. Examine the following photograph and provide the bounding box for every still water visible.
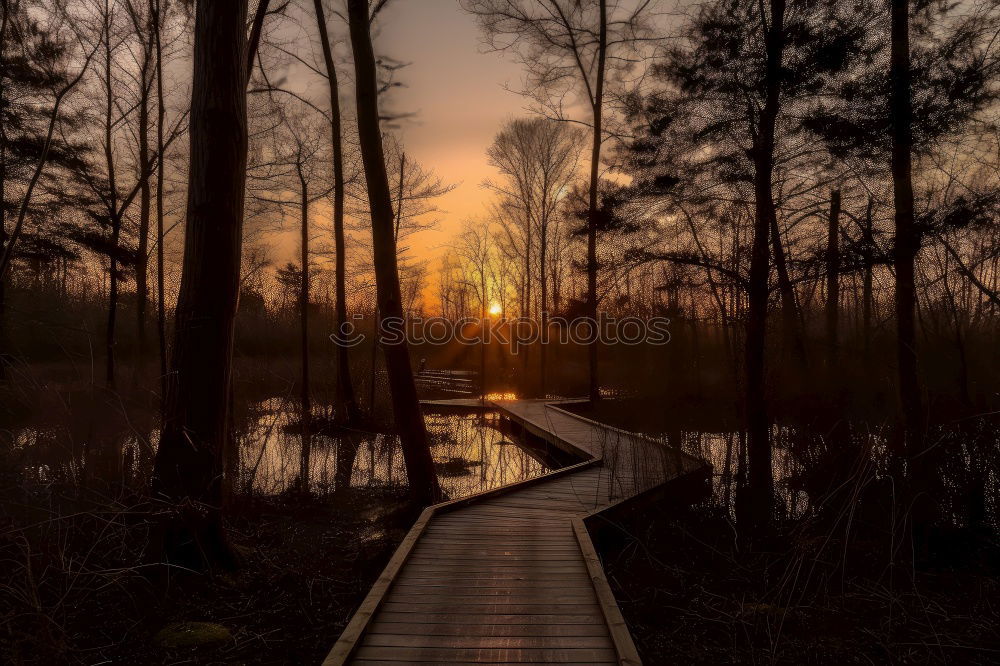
[6,396,560,501]
[6,393,997,528]
[237,398,554,497]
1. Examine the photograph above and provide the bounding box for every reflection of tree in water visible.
[3,386,158,491]
[4,388,998,529]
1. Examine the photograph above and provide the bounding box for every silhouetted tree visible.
[347,0,441,505]
[464,0,655,403]
[0,0,95,374]
[825,189,841,371]
[628,0,864,528]
[152,0,248,569]
[485,117,583,396]
[804,0,1000,497]
[312,0,362,424]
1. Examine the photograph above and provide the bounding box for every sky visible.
[371,1,528,256]
[262,0,530,304]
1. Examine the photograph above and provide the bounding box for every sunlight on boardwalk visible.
[324,401,708,665]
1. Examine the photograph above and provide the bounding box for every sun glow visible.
[488,302,502,316]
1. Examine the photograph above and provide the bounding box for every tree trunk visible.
[825,189,841,371]
[152,0,248,570]
[890,0,926,461]
[347,0,440,505]
[539,211,548,398]
[154,0,168,401]
[312,0,361,424]
[769,215,806,370]
[103,3,119,387]
[106,216,120,386]
[521,206,531,395]
[480,270,487,402]
[136,60,152,357]
[298,169,311,493]
[0,3,7,378]
[743,0,785,530]
[862,196,874,364]
[585,0,607,403]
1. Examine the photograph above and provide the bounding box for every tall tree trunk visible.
[825,189,841,370]
[103,3,119,387]
[154,0,168,401]
[0,2,8,379]
[152,0,248,570]
[107,217,120,386]
[890,0,925,460]
[743,0,785,530]
[347,0,440,505]
[521,206,531,395]
[585,0,607,403]
[539,213,548,398]
[298,168,311,493]
[862,196,874,364]
[312,0,361,424]
[769,215,806,369]
[136,69,151,358]
[480,269,487,402]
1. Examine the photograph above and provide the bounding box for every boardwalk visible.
[323,400,708,665]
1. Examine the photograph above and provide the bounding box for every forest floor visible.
[599,503,1000,664]
[0,485,410,665]
[569,399,1000,664]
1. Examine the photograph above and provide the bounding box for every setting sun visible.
[488,302,502,316]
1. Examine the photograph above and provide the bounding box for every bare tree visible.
[464,0,655,402]
[312,0,362,424]
[485,117,582,395]
[152,0,168,395]
[124,0,156,356]
[347,0,440,505]
[825,188,841,371]
[890,0,924,464]
[741,0,785,529]
[454,219,494,401]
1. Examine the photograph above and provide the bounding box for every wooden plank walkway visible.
[323,400,708,665]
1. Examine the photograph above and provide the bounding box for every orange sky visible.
[374,0,529,251]
[266,0,530,289]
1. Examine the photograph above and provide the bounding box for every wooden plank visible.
[413,538,580,547]
[409,548,585,557]
[361,634,612,649]
[372,612,607,625]
[572,517,642,666]
[353,661,610,666]
[395,570,588,579]
[379,603,602,615]
[389,585,596,596]
[417,535,577,543]
[389,579,594,589]
[365,622,608,637]
[384,595,599,606]
[352,646,617,663]
[354,646,617,663]
[397,563,581,572]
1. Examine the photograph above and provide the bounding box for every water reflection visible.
[234,402,552,497]
[6,395,996,528]
[5,396,559,500]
